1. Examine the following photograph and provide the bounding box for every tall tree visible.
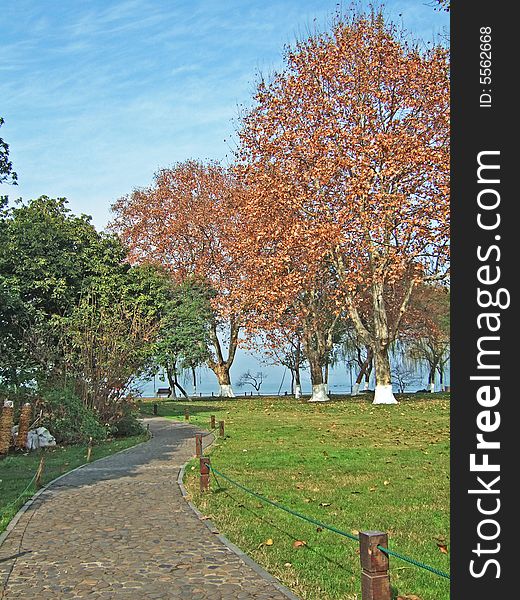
[0,117,17,185]
[111,161,243,396]
[259,326,306,398]
[237,11,449,403]
[61,283,158,421]
[233,227,344,402]
[0,197,127,385]
[153,278,212,399]
[402,283,450,393]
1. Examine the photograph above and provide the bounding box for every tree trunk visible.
[294,340,302,398]
[371,279,397,404]
[323,362,329,393]
[207,317,239,398]
[191,366,197,396]
[166,368,176,399]
[212,363,235,397]
[428,365,436,393]
[307,351,329,402]
[352,348,373,396]
[173,370,190,399]
[372,344,397,404]
[294,367,302,399]
[365,359,373,388]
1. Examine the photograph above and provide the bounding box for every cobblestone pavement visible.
[0,418,295,599]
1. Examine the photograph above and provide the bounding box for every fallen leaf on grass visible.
[437,543,449,554]
[293,540,307,548]
[258,538,274,548]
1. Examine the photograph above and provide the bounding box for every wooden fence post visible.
[35,452,46,489]
[153,403,158,416]
[218,420,225,438]
[195,433,203,457]
[359,531,391,600]
[184,408,190,421]
[200,456,210,492]
[86,436,93,462]
[210,415,216,429]
[0,400,14,456]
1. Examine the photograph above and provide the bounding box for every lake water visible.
[135,354,450,398]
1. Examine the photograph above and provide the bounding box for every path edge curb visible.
[177,431,301,600]
[0,424,153,549]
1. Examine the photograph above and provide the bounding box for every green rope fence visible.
[0,471,39,520]
[378,545,450,580]
[207,463,450,581]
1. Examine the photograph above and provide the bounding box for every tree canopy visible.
[235,11,450,403]
[0,117,17,185]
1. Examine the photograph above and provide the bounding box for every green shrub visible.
[111,406,144,437]
[38,385,108,445]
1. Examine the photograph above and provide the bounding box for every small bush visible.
[38,385,108,445]
[111,406,144,437]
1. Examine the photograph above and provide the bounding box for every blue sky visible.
[0,1,449,393]
[1,0,448,229]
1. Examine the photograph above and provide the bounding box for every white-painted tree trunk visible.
[295,384,302,399]
[429,382,435,393]
[219,384,235,398]
[373,384,398,404]
[352,383,360,396]
[308,383,330,402]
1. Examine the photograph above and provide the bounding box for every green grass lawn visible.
[140,394,450,600]
[0,433,148,533]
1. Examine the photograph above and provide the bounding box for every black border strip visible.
[451,2,513,597]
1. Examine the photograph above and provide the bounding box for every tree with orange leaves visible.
[402,283,450,393]
[111,160,242,397]
[261,326,306,398]
[232,203,345,401]
[236,10,449,404]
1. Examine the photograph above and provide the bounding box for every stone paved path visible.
[0,418,295,599]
